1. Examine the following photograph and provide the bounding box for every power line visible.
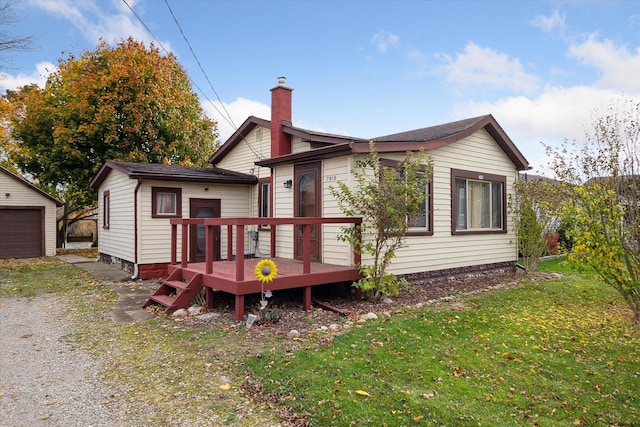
[122,0,264,160]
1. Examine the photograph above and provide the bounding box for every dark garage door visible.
[0,208,44,259]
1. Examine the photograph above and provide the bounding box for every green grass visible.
[246,260,640,426]
[2,256,639,426]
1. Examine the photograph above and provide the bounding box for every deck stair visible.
[143,269,203,314]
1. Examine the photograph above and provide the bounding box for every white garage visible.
[0,166,62,259]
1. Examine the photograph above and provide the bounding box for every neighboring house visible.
[91,77,530,284]
[89,162,257,279]
[0,166,63,259]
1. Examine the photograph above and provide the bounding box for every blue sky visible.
[2,0,640,174]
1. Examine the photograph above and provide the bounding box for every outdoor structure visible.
[0,166,63,259]
[92,77,530,317]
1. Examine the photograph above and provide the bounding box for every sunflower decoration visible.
[255,259,278,283]
[255,259,278,309]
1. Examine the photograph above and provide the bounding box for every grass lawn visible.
[246,257,640,426]
[1,255,639,426]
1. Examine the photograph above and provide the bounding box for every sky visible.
[2,0,640,175]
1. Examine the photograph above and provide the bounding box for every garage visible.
[1,166,62,259]
[0,208,45,259]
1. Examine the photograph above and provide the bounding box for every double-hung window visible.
[452,169,505,233]
[152,187,182,218]
[258,177,271,229]
[380,158,433,235]
[102,190,110,229]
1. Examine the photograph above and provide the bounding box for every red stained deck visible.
[160,217,362,320]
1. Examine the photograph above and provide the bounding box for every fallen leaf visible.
[355,390,370,396]
[219,383,231,390]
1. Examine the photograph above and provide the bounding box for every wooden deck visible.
[145,217,362,320]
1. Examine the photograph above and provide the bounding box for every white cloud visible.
[530,10,566,35]
[27,0,171,51]
[456,85,638,174]
[568,35,640,93]
[202,97,270,143]
[0,62,57,92]
[437,42,541,94]
[371,30,400,53]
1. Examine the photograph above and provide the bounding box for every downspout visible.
[132,178,142,280]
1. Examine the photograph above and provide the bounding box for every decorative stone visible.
[188,306,203,315]
[172,308,188,318]
[414,302,424,309]
[196,312,220,322]
[317,325,328,332]
[362,312,378,320]
[382,297,393,304]
[287,329,300,340]
[328,324,340,331]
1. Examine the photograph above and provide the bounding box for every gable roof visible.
[0,166,63,206]
[256,114,530,171]
[89,160,258,189]
[208,116,271,165]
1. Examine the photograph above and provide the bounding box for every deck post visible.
[205,224,213,274]
[270,225,276,257]
[302,286,311,311]
[205,287,214,308]
[235,294,244,320]
[226,225,233,261]
[303,224,311,274]
[236,224,244,281]
[181,223,189,268]
[170,223,177,265]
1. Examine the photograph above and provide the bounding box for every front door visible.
[189,198,221,263]
[294,162,321,261]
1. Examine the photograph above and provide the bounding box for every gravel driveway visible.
[0,297,120,427]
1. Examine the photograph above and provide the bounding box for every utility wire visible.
[122,0,264,160]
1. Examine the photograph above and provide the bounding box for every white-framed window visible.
[258,177,271,229]
[452,169,505,233]
[102,190,110,229]
[152,187,182,218]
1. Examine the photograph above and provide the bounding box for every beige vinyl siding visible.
[386,128,518,275]
[272,165,294,258]
[321,156,353,265]
[0,174,58,256]
[138,181,252,264]
[291,135,311,154]
[98,171,136,262]
[216,125,271,180]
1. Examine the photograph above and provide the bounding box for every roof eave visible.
[209,116,271,165]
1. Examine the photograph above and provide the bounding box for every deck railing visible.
[169,217,362,281]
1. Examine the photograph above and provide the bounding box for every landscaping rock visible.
[188,306,203,315]
[172,308,188,318]
[287,329,300,340]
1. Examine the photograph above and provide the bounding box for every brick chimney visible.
[270,76,293,157]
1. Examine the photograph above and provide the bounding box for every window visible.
[381,158,433,236]
[258,177,271,229]
[103,190,110,229]
[152,187,182,218]
[452,169,506,233]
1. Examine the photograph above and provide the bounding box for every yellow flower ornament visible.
[255,259,278,284]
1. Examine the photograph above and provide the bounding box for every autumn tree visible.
[545,98,640,323]
[1,37,218,246]
[330,142,432,299]
[509,175,561,273]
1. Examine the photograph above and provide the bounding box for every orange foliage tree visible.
[1,38,218,245]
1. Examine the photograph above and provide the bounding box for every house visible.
[89,162,257,279]
[91,77,529,316]
[0,166,63,259]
